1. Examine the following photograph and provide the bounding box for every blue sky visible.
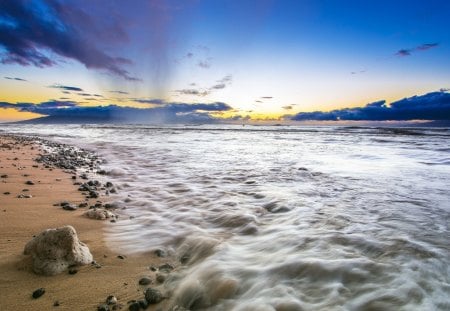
[1,0,449,122]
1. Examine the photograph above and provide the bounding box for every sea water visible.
[2,124,450,310]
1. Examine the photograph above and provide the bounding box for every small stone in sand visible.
[159,263,174,273]
[68,267,78,274]
[106,295,118,305]
[1,174,8,178]
[128,301,140,311]
[97,304,109,311]
[156,274,166,284]
[25,180,35,185]
[53,300,60,307]
[139,277,152,285]
[117,255,125,259]
[32,288,45,299]
[144,288,163,304]
[3,192,10,195]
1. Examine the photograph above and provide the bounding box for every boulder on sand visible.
[24,225,93,275]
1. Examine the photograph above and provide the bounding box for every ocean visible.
[2,124,450,310]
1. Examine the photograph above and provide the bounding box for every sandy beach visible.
[0,135,172,311]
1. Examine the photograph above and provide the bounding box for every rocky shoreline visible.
[0,134,183,311]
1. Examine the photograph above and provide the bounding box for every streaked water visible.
[2,124,450,310]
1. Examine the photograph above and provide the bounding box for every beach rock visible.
[128,301,140,311]
[139,277,152,285]
[159,263,174,273]
[32,288,45,299]
[138,299,148,309]
[106,295,118,305]
[24,225,93,275]
[25,180,35,185]
[144,288,163,304]
[84,209,116,220]
[156,274,166,284]
[62,204,77,211]
[97,304,109,311]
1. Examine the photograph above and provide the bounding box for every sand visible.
[0,135,172,310]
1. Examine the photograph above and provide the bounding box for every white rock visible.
[24,225,93,275]
[83,208,116,220]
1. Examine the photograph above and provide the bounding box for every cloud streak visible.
[395,43,439,57]
[291,91,450,121]
[4,76,27,81]
[49,84,83,92]
[0,0,139,80]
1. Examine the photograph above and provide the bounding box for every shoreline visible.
[0,134,173,311]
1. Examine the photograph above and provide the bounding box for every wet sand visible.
[0,135,171,311]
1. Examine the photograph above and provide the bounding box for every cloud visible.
[1,100,233,124]
[210,83,226,90]
[396,49,412,57]
[0,0,139,80]
[175,88,210,97]
[4,76,27,81]
[48,84,83,92]
[198,60,211,69]
[133,98,166,105]
[261,96,273,99]
[109,90,129,95]
[395,43,439,57]
[291,91,450,121]
[416,43,439,51]
[282,105,293,110]
[217,75,232,84]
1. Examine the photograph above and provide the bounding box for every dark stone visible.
[154,249,166,257]
[106,181,113,188]
[180,255,190,264]
[139,277,152,285]
[78,202,88,208]
[25,180,35,185]
[149,266,157,272]
[1,174,8,178]
[106,295,117,305]
[68,267,78,274]
[3,192,10,195]
[53,300,60,307]
[117,255,125,259]
[62,204,77,211]
[158,263,174,273]
[144,288,163,304]
[156,274,165,284]
[138,299,148,309]
[97,304,109,311]
[71,175,77,179]
[128,301,141,311]
[89,191,99,198]
[32,288,45,299]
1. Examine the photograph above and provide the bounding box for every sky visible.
[1,0,449,123]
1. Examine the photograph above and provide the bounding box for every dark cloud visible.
[109,90,129,95]
[291,91,450,121]
[79,93,92,96]
[396,49,412,57]
[186,52,194,58]
[416,43,439,51]
[133,98,166,105]
[282,105,293,110]
[210,83,226,90]
[4,76,27,81]
[49,84,83,92]
[176,89,210,96]
[0,0,139,80]
[217,75,232,84]
[198,60,211,69]
[261,96,273,99]
[1,100,233,124]
[396,43,439,57]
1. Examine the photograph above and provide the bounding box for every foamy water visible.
[3,124,450,310]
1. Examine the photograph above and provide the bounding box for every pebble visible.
[106,295,118,305]
[154,249,166,257]
[156,274,165,283]
[25,180,35,185]
[117,255,125,260]
[97,304,109,311]
[32,288,45,299]
[159,263,174,273]
[128,301,140,311]
[53,300,60,307]
[62,204,77,211]
[3,192,10,195]
[139,277,152,285]
[144,288,163,304]
[149,266,157,272]
[68,267,78,274]
[1,174,7,178]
